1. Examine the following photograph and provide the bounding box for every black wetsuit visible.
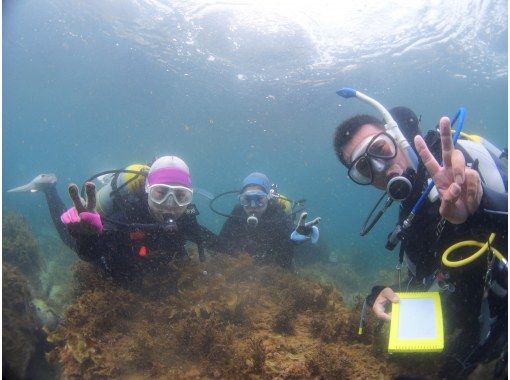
[43,185,217,283]
[44,185,77,251]
[217,202,295,268]
[368,130,508,378]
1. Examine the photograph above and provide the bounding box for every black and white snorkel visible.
[337,88,419,235]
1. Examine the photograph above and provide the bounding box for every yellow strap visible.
[452,130,482,142]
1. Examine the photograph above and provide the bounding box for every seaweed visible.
[216,292,250,325]
[173,314,234,363]
[247,337,266,374]
[3,213,45,288]
[297,247,387,308]
[309,316,344,343]
[306,345,352,379]
[47,253,439,378]
[2,264,39,379]
[272,308,296,335]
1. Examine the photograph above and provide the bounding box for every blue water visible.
[4,0,508,277]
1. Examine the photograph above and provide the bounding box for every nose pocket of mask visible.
[370,158,387,173]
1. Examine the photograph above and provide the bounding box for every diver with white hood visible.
[9,156,217,284]
[333,88,507,379]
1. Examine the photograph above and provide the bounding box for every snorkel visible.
[337,88,419,236]
[337,88,419,173]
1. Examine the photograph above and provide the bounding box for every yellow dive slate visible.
[388,292,444,353]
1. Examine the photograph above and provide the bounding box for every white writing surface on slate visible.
[397,298,436,339]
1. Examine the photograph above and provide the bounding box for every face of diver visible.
[147,185,189,221]
[342,124,412,190]
[241,185,269,218]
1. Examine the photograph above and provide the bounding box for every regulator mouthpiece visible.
[247,214,258,228]
[386,169,415,201]
[162,218,177,232]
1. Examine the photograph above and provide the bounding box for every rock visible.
[2,264,38,378]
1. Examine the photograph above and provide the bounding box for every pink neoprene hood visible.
[147,168,191,187]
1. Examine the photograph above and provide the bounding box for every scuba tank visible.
[269,184,305,221]
[95,164,149,217]
[456,133,507,193]
[276,195,293,215]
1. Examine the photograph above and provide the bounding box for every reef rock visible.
[48,253,441,379]
[32,298,59,331]
[2,263,39,379]
[3,212,45,288]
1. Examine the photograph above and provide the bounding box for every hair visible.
[333,114,384,166]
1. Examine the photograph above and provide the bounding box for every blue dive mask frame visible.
[239,189,269,208]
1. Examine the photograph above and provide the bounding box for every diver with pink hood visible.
[10,156,217,284]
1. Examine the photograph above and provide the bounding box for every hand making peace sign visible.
[414,117,483,224]
[60,182,103,236]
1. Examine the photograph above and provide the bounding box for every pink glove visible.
[61,182,103,236]
[61,207,103,235]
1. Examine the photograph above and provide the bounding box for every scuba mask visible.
[147,185,191,221]
[239,190,269,209]
[348,132,414,202]
[348,132,398,185]
[147,184,193,207]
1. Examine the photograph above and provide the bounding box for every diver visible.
[333,88,507,379]
[212,172,321,268]
[9,156,218,284]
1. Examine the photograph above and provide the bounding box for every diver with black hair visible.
[333,88,507,379]
[211,172,320,269]
[9,156,218,284]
